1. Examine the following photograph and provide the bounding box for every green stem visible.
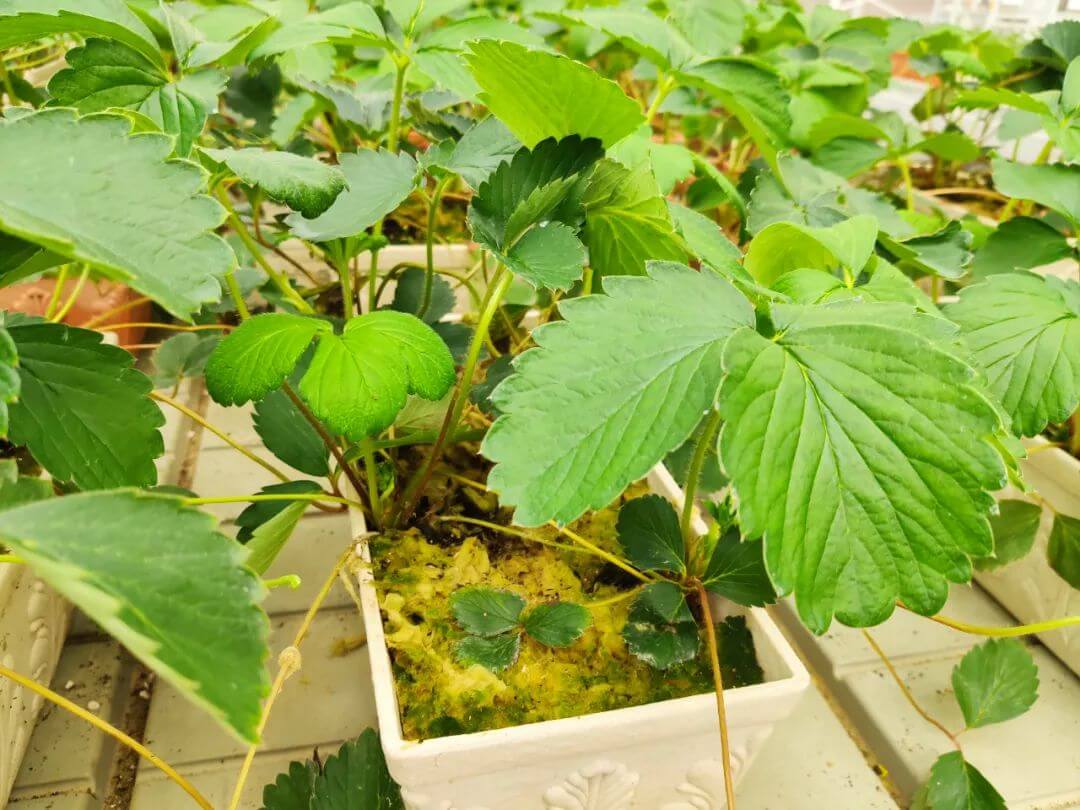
[645,74,676,123]
[223,266,251,320]
[391,267,513,526]
[419,174,452,319]
[1069,411,1080,457]
[697,583,737,810]
[50,265,90,322]
[897,157,915,211]
[680,408,723,547]
[581,264,594,296]
[0,554,26,565]
[0,58,19,107]
[334,250,353,320]
[899,604,1080,637]
[183,493,365,510]
[44,266,69,319]
[215,187,314,315]
[387,55,409,154]
[362,439,381,528]
[264,574,301,590]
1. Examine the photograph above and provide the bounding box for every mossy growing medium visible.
[371,477,763,741]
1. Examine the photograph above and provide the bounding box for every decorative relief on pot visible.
[660,728,771,810]
[401,790,490,810]
[543,760,639,809]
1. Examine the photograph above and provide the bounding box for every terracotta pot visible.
[0,278,151,345]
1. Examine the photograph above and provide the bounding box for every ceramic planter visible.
[0,277,152,345]
[974,438,1080,676]
[350,466,809,809]
[0,568,69,806]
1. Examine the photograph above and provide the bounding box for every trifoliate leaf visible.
[238,480,323,575]
[454,633,521,672]
[878,220,973,280]
[522,602,591,648]
[946,273,1080,437]
[310,730,404,810]
[5,319,164,490]
[151,332,219,390]
[581,159,688,278]
[718,302,1006,633]
[249,2,385,61]
[430,116,521,189]
[0,326,17,437]
[1048,513,1080,588]
[622,582,699,670]
[0,491,269,742]
[450,587,525,636]
[952,638,1039,729]
[702,529,777,607]
[206,313,332,406]
[972,216,1073,277]
[502,222,585,291]
[992,158,1080,227]
[918,752,1005,810]
[744,215,878,286]
[616,494,685,574]
[464,40,644,148]
[203,147,347,218]
[287,149,417,242]
[298,311,455,441]
[974,500,1042,571]
[262,760,318,810]
[484,262,754,527]
[47,39,220,157]
[0,110,233,319]
[0,0,163,66]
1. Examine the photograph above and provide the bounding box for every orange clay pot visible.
[0,278,151,345]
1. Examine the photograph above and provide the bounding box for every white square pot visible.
[350,466,809,809]
[975,438,1080,676]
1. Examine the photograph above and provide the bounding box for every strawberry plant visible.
[0,2,1077,808]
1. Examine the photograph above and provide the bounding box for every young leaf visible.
[0,491,269,742]
[249,2,385,61]
[151,332,219,389]
[616,494,685,574]
[287,149,418,242]
[454,633,521,672]
[918,752,1005,810]
[522,602,591,648]
[205,313,332,406]
[622,582,699,670]
[310,730,404,810]
[483,262,754,527]
[744,215,879,285]
[878,221,973,280]
[203,147,347,219]
[991,158,1080,227]
[1048,513,1080,588]
[0,110,234,319]
[546,8,696,71]
[262,760,318,810]
[502,222,585,291]
[450,587,525,636]
[702,529,777,607]
[974,500,1042,571]
[972,217,1073,277]
[0,0,164,67]
[427,115,521,189]
[718,302,1006,633]
[298,311,455,441]
[235,480,322,575]
[581,159,688,277]
[0,326,17,437]
[5,319,164,490]
[253,388,331,477]
[464,40,644,148]
[952,638,1039,729]
[946,273,1080,437]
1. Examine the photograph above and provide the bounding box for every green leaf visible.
[503,222,585,291]
[812,137,889,178]
[0,110,234,320]
[428,115,520,189]
[254,388,331,477]
[992,158,1080,227]
[483,262,754,527]
[298,311,455,441]
[464,40,644,148]
[203,147,347,219]
[1063,57,1080,113]
[310,730,403,810]
[0,491,269,742]
[952,638,1039,729]
[546,8,695,71]
[972,217,1073,277]
[745,215,878,286]
[702,529,777,607]
[288,149,417,242]
[974,500,1042,571]
[955,86,1054,116]
[622,582,699,670]
[946,273,1080,436]
[151,332,219,389]
[522,602,591,648]
[262,760,317,810]
[250,2,385,61]
[912,131,981,162]
[390,267,455,324]
[238,481,323,575]
[206,313,333,406]
[718,302,1006,632]
[879,221,973,280]
[0,325,17,437]
[668,0,746,55]
[919,752,1005,810]
[616,494,685,574]
[0,0,163,67]
[1048,513,1080,588]
[581,159,688,278]
[450,587,525,636]
[5,319,164,490]
[0,475,53,511]
[454,633,521,672]
[667,202,743,271]
[47,39,219,157]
